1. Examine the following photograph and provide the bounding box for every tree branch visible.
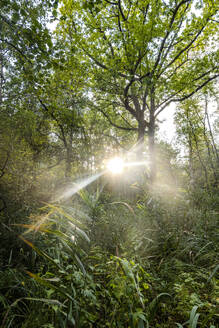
[38,99,68,149]
[155,70,218,117]
[118,0,127,21]
[83,46,131,79]
[98,107,137,131]
[152,0,190,75]
[0,38,30,63]
[174,75,219,102]
[46,158,65,170]
[161,24,207,75]
[123,79,138,118]
[102,133,129,150]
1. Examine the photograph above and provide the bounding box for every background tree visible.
[175,93,218,188]
[0,0,58,211]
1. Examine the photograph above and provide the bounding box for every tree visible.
[38,67,87,178]
[175,94,218,188]
[0,0,85,180]
[0,0,58,209]
[0,0,55,60]
[59,0,218,181]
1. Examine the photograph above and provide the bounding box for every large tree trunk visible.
[148,122,156,183]
[136,123,145,160]
[148,98,156,183]
[65,148,71,178]
[65,142,73,179]
[188,137,194,186]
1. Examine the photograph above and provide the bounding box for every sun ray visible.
[106,157,124,174]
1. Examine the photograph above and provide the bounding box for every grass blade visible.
[20,236,61,270]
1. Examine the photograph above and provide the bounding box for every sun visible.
[106,157,124,174]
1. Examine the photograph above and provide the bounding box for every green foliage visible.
[176,305,217,328]
[59,0,218,182]
[0,1,218,328]
[175,95,218,188]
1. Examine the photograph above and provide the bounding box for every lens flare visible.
[126,161,148,167]
[54,172,104,202]
[107,157,124,174]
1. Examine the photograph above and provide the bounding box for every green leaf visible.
[26,271,76,303]
[20,236,61,270]
[189,306,199,326]
[12,2,20,10]
[52,9,57,18]
[12,12,20,23]
[74,254,86,275]
[20,8,26,16]
[24,297,65,307]
[138,318,145,328]
[148,293,171,320]
[207,264,219,283]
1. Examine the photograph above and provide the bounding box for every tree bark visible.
[188,134,194,186]
[148,95,156,183]
[136,123,146,160]
[65,132,73,179]
[148,121,156,183]
[65,143,73,178]
[0,50,3,104]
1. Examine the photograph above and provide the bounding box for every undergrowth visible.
[0,187,218,327]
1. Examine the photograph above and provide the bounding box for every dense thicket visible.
[0,1,218,327]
